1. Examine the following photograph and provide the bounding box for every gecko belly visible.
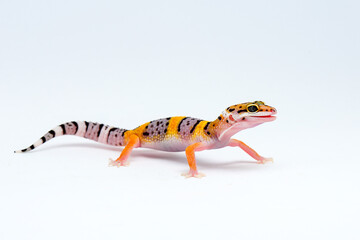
[140,139,195,152]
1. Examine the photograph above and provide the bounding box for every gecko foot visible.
[108,158,130,167]
[257,157,274,164]
[181,170,206,178]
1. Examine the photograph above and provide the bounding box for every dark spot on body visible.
[107,128,118,143]
[190,120,201,133]
[218,116,222,120]
[84,121,89,132]
[226,120,229,123]
[97,124,104,137]
[177,117,188,132]
[48,130,55,137]
[228,108,235,112]
[143,132,149,136]
[72,121,79,134]
[207,131,210,135]
[60,124,66,134]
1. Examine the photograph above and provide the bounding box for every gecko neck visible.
[212,115,265,143]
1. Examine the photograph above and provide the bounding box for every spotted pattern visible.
[203,121,212,136]
[63,122,78,135]
[84,122,102,141]
[225,101,267,115]
[178,117,202,139]
[237,109,246,114]
[16,120,130,153]
[107,128,127,146]
[142,118,170,141]
[44,131,55,141]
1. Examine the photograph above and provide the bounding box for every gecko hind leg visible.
[227,139,273,164]
[108,134,140,167]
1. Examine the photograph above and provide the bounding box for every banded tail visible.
[15,121,128,153]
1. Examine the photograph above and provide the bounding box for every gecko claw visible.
[108,158,130,167]
[257,157,274,164]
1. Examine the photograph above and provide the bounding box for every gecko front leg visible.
[109,134,140,167]
[181,142,209,178]
[227,139,273,164]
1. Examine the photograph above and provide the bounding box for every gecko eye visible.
[247,104,259,113]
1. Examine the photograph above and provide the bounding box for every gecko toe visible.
[257,157,274,164]
[181,170,206,178]
[108,158,130,167]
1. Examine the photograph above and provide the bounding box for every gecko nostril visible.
[271,108,277,113]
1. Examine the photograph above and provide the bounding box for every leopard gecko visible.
[15,101,277,178]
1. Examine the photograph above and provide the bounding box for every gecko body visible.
[16,101,277,177]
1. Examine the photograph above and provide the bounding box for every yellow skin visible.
[16,101,277,178]
[110,101,277,178]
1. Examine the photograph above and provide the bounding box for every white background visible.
[1,0,359,239]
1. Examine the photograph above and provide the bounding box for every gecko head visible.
[216,101,277,141]
[223,101,277,124]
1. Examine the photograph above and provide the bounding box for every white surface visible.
[1,0,359,239]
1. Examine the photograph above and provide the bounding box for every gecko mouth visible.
[249,114,276,121]
[253,115,274,118]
